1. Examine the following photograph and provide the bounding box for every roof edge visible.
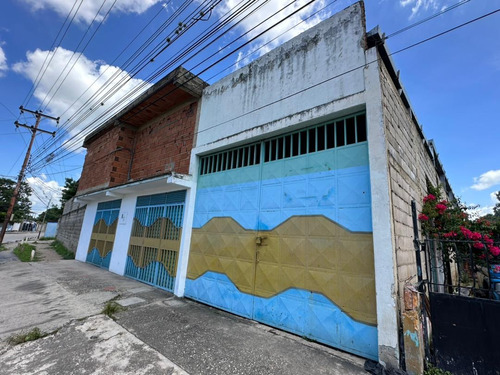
[366,27,454,199]
[83,66,208,147]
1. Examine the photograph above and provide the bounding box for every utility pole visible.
[0,106,59,245]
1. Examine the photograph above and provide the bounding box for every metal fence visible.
[421,237,500,300]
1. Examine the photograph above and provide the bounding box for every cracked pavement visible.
[0,260,367,375]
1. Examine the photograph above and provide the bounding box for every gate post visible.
[402,285,425,375]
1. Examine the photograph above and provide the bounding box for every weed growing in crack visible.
[8,327,46,345]
[101,301,123,319]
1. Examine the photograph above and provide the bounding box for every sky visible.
[0,0,498,215]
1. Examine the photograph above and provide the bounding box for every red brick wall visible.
[77,101,198,195]
[109,127,135,187]
[130,101,197,180]
[78,127,120,194]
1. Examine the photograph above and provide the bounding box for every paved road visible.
[0,260,369,375]
[2,231,39,243]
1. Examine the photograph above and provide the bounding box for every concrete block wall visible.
[195,2,366,149]
[379,60,441,300]
[56,197,86,253]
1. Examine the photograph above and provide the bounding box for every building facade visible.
[75,66,207,293]
[74,2,452,371]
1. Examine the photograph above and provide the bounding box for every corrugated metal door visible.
[124,191,185,292]
[87,200,121,269]
[186,113,378,360]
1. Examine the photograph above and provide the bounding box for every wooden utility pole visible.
[0,106,59,245]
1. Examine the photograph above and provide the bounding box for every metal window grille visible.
[199,112,366,175]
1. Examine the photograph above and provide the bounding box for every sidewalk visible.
[0,260,368,375]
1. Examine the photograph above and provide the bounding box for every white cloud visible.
[466,204,494,219]
[399,0,439,19]
[26,174,62,214]
[0,44,7,77]
[13,47,150,152]
[20,0,161,24]
[471,170,500,191]
[491,191,500,205]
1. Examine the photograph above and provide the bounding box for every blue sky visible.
[0,0,498,215]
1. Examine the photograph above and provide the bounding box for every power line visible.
[29,0,263,163]
[30,0,221,160]
[385,0,471,39]
[195,7,500,137]
[23,0,83,108]
[29,2,494,172]
[40,0,119,111]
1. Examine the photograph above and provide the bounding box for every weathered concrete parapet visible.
[196,2,367,148]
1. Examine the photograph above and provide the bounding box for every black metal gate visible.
[429,292,500,375]
[413,201,500,375]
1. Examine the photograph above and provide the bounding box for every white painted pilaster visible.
[174,153,199,297]
[364,47,400,369]
[75,201,98,262]
[109,194,137,276]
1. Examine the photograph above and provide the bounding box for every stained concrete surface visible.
[117,299,367,375]
[0,260,368,375]
[0,315,187,375]
[0,241,18,264]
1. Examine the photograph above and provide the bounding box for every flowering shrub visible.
[418,185,500,266]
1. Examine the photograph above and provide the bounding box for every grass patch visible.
[425,363,452,375]
[102,301,124,319]
[0,244,7,252]
[13,243,38,262]
[50,240,75,259]
[8,327,47,345]
[39,236,55,240]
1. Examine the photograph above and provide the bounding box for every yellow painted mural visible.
[187,215,376,325]
[88,218,117,259]
[127,217,182,277]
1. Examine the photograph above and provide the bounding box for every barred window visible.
[199,112,366,175]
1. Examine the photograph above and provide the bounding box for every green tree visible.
[60,178,79,209]
[483,190,500,227]
[493,191,500,218]
[0,178,32,223]
[37,205,62,222]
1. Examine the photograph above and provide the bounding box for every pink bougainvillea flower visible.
[435,203,447,214]
[423,194,436,203]
[470,232,482,241]
[460,226,472,239]
[494,265,500,273]
[439,200,448,206]
[443,232,457,238]
[490,246,500,257]
[484,236,494,246]
[418,213,429,221]
[473,242,485,250]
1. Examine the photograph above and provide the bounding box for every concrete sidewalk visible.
[0,260,368,374]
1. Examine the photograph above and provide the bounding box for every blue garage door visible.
[124,191,186,292]
[185,112,378,360]
[87,200,121,269]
